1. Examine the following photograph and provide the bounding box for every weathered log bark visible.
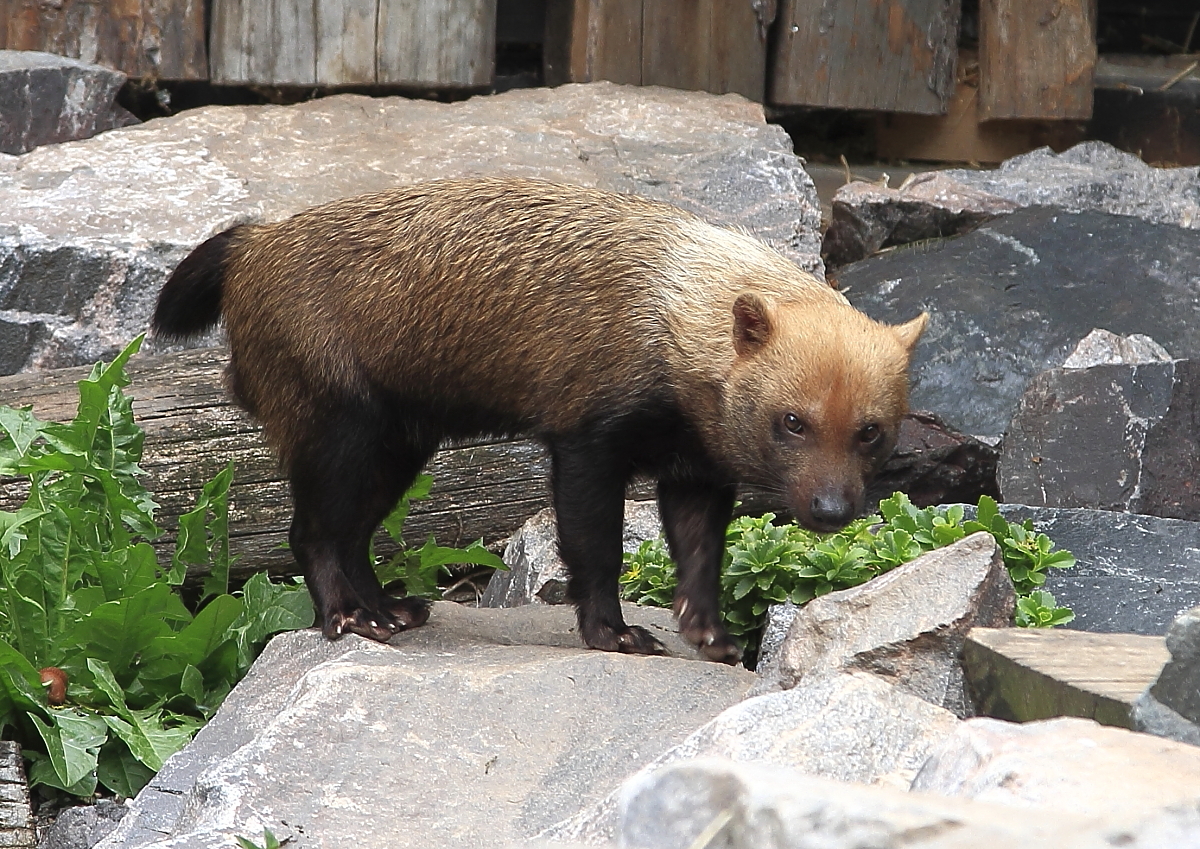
[0,347,564,584]
[1,348,996,586]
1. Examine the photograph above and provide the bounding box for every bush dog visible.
[153,177,927,664]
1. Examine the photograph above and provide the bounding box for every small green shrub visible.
[372,473,506,598]
[620,493,1076,662]
[236,829,284,849]
[0,338,312,799]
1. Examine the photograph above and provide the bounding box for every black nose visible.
[810,494,855,530]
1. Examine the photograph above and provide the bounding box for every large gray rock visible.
[912,716,1200,821]
[1000,360,1200,520]
[844,207,1200,436]
[483,501,662,608]
[754,533,1014,715]
[614,758,1109,849]
[97,602,752,849]
[546,672,959,843]
[0,83,822,375]
[825,141,1200,266]
[998,505,1200,636]
[0,51,137,155]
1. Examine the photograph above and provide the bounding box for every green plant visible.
[372,473,505,598]
[620,493,1077,663]
[0,337,313,799]
[236,829,285,849]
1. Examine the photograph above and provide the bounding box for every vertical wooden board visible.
[978,0,1096,120]
[590,0,644,84]
[315,0,378,84]
[707,0,768,100]
[150,0,207,79]
[377,0,497,87]
[641,0,710,91]
[640,0,766,99]
[770,0,960,114]
[210,0,317,84]
[542,0,642,85]
[0,0,206,79]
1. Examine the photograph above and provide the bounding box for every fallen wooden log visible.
[1,347,998,586]
[0,347,566,584]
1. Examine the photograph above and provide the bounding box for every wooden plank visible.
[963,627,1169,729]
[978,0,1097,120]
[640,0,766,100]
[770,0,960,114]
[377,0,496,87]
[545,0,765,98]
[875,50,1087,163]
[316,0,378,85]
[0,0,207,80]
[210,0,318,85]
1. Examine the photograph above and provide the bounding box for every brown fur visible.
[154,177,926,661]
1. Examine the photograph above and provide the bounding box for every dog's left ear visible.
[893,312,929,354]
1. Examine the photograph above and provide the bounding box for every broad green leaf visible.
[66,585,190,686]
[97,741,156,797]
[28,710,105,792]
[0,406,46,459]
[0,637,52,720]
[102,711,197,773]
[0,507,46,559]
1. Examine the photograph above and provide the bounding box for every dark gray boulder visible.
[0,51,136,155]
[1000,360,1200,520]
[38,800,126,849]
[843,207,1200,437]
[999,505,1200,636]
[1133,605,1200,746]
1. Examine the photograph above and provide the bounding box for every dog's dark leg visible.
[658,475,741,664]
[550,437,664,656]
[288,397,434,641]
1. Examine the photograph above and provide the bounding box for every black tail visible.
[152,227,242,339]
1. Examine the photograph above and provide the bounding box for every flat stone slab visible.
[913,716,1200,824]
[999,505,1200,637]
[98,602,753,849]
[964,627,1169,728]
[0,82,822,374]
[616,758,1131,849]
[844,206,1200,436]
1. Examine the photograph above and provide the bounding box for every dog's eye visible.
[859,424,881,445]
[783,413,805,435]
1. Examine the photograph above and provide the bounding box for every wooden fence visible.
[0,0,1100,126]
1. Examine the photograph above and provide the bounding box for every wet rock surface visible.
[843,206,1200,436]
